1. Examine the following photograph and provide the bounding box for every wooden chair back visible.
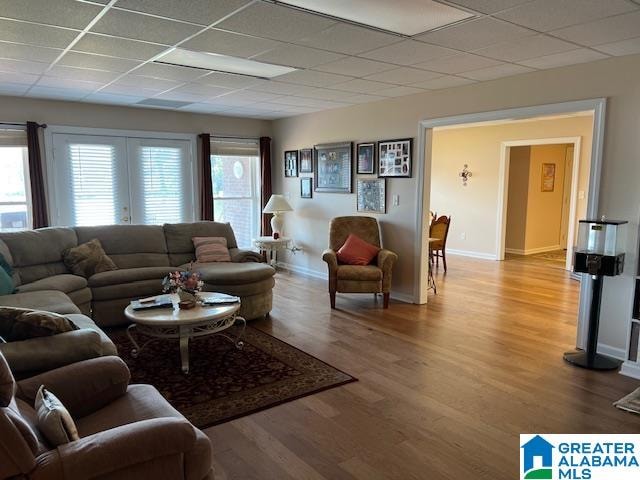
[429,216,451,250]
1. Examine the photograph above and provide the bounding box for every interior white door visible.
[51,134,131,227]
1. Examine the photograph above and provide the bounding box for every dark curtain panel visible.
[199,133,213,221]
[260,136,273,236]
[26,121,48,229]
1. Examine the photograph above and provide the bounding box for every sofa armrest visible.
[57,418,198,478]
[16,356,130,418]
[229,247,264,263]
[377,249,398,293]
[0,329,103,375]
[322,249,338,271]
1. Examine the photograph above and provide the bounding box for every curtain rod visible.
[207,134,260,141]
[0,121,47,128]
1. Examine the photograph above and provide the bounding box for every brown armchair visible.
[0,352,213,480]
[322,216,398,309]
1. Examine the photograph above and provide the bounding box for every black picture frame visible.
[378,138,413,178]
[314,142,353,193]
[357,142,376,174]
[284,150,298,177]
[300,177,312,198]
[299,148,313,173]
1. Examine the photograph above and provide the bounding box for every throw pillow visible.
[63,239,117,278]
[35,386,80,447]
[0,266,13,296]
[337,234,381,266]
[193,237,231,262]
[0,307,78,342]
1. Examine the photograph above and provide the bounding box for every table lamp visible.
[263,194,293,238]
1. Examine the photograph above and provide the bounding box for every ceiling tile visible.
[443,0,532,14]
[594,36,640,56]
[275,69,353,87]
[474,34,577,62]
[312,57,394,77]
[201,96,255,107]
[177,103,234,113]
[84,92,147,105]
[496,0,637,32]
[462,63,533,80]
[340,93,387,104]
[0,58,49,75]
[0,41,63,64]
[217,90,283,102]
[0,19,79,49]
[152,90,204,102]
[133,63,207,81]
[91,9,201,45]
[0,0,103,29]
[169,83,232,98]
[251,45,344,69]
[373,85,426,97]
[57,52,141,72]
[0,71,39,85]
[363,67,441,85]
[0,83,31,95]
[100,82,168,97]
[113,0,252,26]
[248,80,317,95]
[117,74,182,90]
[297,23,401,55]
[414,53,503,74]
[268,96,348,109]
[215,2,335,42]
[518,48,608,69]
[196,72,261,89]
[181,29,282,58]
[28,86,89,100]
[411,75,476,89]
[36,76,104,91]
[331,78,392,93]
[550,11,640,47]
[296,87,360,101]
[360,40,455,65]
[414,17,532,51]
[48,65,122,82]
[72,34,167,61]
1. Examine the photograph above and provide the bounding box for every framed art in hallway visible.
[357,178,386,213]
[314,141,353,193]
[357,142,376,174]
[284,150,298,177]
[379,138,412,178]
[300,177,312,198]
[541,162,555,192]
[299,148,313,173]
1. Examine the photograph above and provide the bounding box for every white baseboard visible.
[276,261,413,304]
[505,245,562,256]
[620,361,640,380]
[597,343,626,360]
[447,249,497,261]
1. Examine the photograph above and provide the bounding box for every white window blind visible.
[140,146,184,224]
[69,143,118,226]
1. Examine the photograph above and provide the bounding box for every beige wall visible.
[272,53,640,354]
[506,146,530,252]
[430,116,592,258]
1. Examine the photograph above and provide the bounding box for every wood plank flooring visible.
[205,255,640,479]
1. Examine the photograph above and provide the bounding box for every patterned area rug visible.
[614,387,640,415]
[109,326,356,428]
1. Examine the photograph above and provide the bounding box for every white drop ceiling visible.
[0,0,639,120]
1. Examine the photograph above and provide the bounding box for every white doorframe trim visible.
[497,136,582,270]
[415,98,607,351]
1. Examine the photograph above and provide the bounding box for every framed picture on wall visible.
[299,148,313,173]
[314,142,353,193]
[284,150,298,177]
[357,178,386,213]
[300,177,312,198]
[378,138,412,178]
[541,163,555,192]
[357,142,376,174]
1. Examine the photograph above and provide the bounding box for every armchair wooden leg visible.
[383,292,390,309]
[330,292,336,309]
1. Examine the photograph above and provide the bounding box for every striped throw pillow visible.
[193,237,231,263]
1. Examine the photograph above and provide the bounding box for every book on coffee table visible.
[201,293,241,305]
[130,295,173,311]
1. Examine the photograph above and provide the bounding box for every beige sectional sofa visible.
[0,222,275,328]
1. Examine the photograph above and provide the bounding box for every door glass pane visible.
[0,147,27,203]
[214,198,255,248]
[0,204,28,232]
[212,155,253,197]
[140,146,184,224]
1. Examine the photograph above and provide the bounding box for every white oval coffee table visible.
[124,292,245,374]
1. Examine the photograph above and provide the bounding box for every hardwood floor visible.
[205,255,640,480]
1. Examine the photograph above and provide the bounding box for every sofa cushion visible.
[0,307,78,342]
[91,280,165,302]
[0,291,80,315]
[337,265,383,281]
[182,262,275,285]
[88,266,179,288]
[63,239,117,278]
[164,222,238,266]
[193,237,231,263]
[75,225,169,269]
[17,274,87,295]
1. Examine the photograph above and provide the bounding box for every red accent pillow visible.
[337,234,380,266]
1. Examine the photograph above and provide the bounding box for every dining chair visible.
[429,215,451,273]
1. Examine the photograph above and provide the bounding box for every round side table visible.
[253,236,292,267]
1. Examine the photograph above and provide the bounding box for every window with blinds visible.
[139,146,184,224]
[0,128,30,232]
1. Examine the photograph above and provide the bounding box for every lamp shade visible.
[263,194,293,213]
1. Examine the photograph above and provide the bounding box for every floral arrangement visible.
[162,268,203,295]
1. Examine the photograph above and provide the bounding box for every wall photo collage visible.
[284,138,413,215]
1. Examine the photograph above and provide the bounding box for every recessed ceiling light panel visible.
[155,49,297,79]
[274,0,474,36]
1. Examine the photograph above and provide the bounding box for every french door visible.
[50,133,194,227]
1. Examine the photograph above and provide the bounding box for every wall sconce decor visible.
[459,164,472,186]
